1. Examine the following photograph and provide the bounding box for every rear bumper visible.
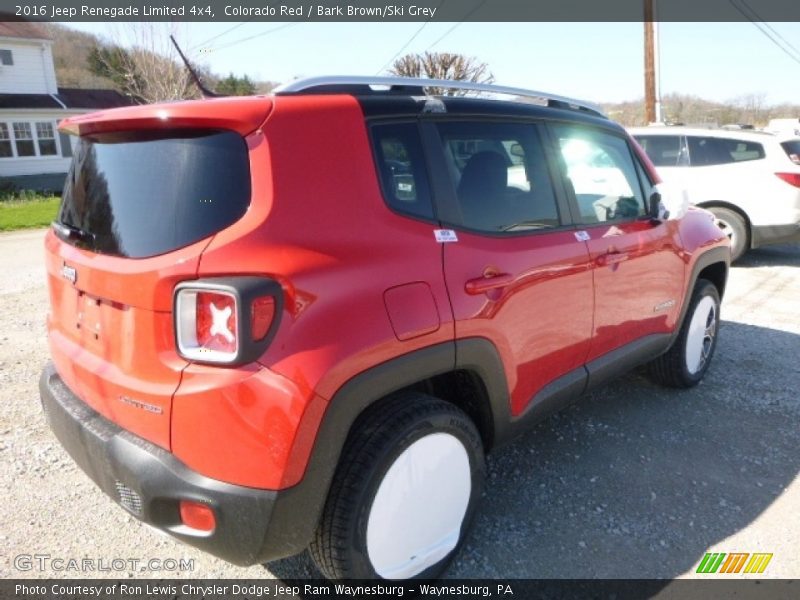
[39,362,306,566]
[751,223,800,248]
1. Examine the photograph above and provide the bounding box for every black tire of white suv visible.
[309,392,485,581]
[648,279,721,388]
[708,206,748,262]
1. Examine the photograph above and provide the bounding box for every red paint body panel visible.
[384,283,441,341]
[443,230,594,416]
[44,229,204,449]
[583,219,685,361]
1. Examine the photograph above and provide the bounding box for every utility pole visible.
[644,0,656,123]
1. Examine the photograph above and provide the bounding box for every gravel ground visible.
[1,229,798,581]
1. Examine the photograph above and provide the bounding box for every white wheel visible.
[366,433,471,579]
[310,393,485,581]
[684,296,717,375]
[648,279,721,388]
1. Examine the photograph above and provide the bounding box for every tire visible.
[648,279,721,388]
[309,392,485,581]
[708,206,748,262]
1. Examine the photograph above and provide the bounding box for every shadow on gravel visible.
[262,321,799,583]
[734,243,800,269]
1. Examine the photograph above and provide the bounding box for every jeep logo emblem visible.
[61,264,77,284]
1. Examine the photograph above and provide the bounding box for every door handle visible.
[596,252,628,267]
[465,273,514,295]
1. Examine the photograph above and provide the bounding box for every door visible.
[429,119,594,417]
[550,123,685,362]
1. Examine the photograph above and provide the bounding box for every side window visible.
[634,135,688,167]
[688,136,765,166]
[553,124,647,224]
[436,121,560,233]
[371,122,434,221]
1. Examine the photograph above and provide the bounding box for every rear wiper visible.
[52,221,95,245]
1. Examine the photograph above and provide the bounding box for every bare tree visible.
[388,52,494,96]
[89,24,199,103]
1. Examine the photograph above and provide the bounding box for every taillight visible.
[174,277,282,365]
[776,172,800,188]
[251,296,275,341]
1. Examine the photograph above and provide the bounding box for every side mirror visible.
[650,182,689,221]
[649,191,665,220]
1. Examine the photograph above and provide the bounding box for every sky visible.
[64,21,800,106]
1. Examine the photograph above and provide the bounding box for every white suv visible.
[630,126,800,260]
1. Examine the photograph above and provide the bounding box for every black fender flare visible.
[259,338,512,562]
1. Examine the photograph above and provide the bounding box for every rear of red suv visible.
[40,90,455,568]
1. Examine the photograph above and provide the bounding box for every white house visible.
[0,22,132,191]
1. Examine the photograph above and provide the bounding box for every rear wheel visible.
[708,206,748,262]
[648,279,721,388]
[309,393,485,581]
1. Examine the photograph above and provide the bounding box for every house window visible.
[36,122,57,156]
[13,123,35,157]
[0,49,12,66]
[0,123,11,157]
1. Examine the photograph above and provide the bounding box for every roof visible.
[57,88,135,109]
[0,88,135,110]
[0,22,51,41]
[628,126,778,142]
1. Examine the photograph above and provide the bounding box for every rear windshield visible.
[57,129,250,258]
[781,140,800,165]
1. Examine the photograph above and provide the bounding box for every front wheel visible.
[648,279,721,388]
[309,393,485,581]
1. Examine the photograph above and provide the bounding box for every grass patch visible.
[0,194,61,232]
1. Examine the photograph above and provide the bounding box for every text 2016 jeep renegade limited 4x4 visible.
[40,76,729,581]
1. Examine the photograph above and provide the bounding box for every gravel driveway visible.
[1,229,798,581]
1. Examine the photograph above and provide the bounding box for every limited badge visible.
[434,229,458,243]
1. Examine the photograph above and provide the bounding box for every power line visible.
[375,0,447,75]
[190,20,252,52]
[425,0,487,51]
[734,0,800,59]
[375,21,433,74]
[213,22,300,52]
[729,0,800,66]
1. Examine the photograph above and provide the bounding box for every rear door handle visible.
[596,252,628,267]
[465,273,514,295]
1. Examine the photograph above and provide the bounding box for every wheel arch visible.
[672,245,730,346]
[260,338,509,561]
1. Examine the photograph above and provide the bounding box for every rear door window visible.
[687,136,765,166]
[58,129,250,258]
[435,121,561,234]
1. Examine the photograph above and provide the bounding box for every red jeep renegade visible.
[40,76,730,581]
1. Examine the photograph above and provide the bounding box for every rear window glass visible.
[687,136,765,166]
[780,140,800,165]
[371,123,434,221]
[58,130,250,258]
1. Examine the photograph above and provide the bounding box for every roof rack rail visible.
[274,75,605,117]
